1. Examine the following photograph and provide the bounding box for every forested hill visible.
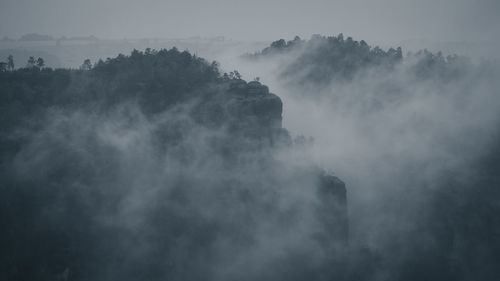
[246,34,402,81]
[1,48,281,124]
[0,48,289,153]
[0,49,348,281]
[246,34,471,86]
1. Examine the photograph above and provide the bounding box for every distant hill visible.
[246,34,472,88]
[19,33,55,41]
[246,34,402,82]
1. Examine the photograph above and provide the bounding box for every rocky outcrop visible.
[226,80,349,246]
[191,79,288,147]
[226,80,283,130]
[317,172,348,245]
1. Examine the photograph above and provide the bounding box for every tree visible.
[234,70,241,79]
[0,62,7,72]
[36,57,45,68]
[27,56,36,68]
[7,55,14,70]
[229,70,241,80]
[287,36,303,47]
[80,59,92,70]
[270,39,286,49]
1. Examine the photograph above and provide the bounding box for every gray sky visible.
[1,0,499,44]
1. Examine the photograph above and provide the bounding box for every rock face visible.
[190,79,288,152]
[225,80,349,247]
[226,80,283,130]
[317,173,349,245]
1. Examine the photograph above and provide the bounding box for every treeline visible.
[248,34,402,81]
[247,34,472,85]
[0,48,224,114]
[0,47,288,172]
[0,54,49,71]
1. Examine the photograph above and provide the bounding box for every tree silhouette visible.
[27,56,36,68]
[7,55,14,71]
[229,70,241,80]
[80,59,92,70]
[36,57,45,68]
[270,39,286,49]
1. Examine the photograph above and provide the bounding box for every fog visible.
[10,103,332,280]
[2,1,500,280]
[222,37,500,279]
[1,0,499,46]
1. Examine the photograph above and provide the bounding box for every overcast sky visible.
[1,0,499,45]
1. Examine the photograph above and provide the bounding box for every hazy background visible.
[1,0,500,56]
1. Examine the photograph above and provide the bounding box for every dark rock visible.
[226,91,282,130]
[316,172,349,246]
[246,81,270,95]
